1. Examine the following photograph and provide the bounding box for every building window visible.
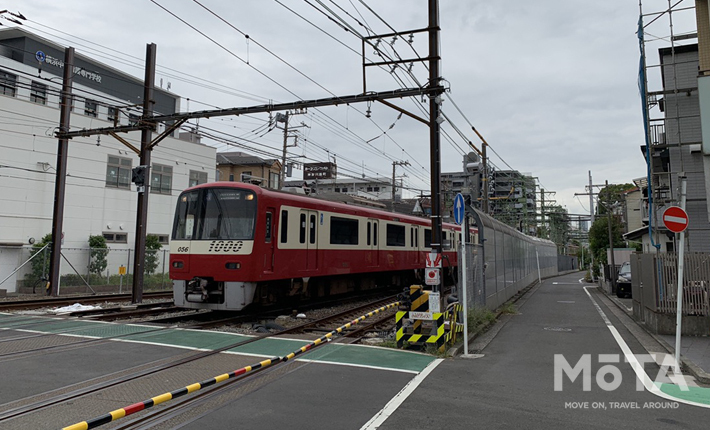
[150,234,169,245]
[270,171,279,189]
[0,71,17,97]
[103,232,128,243]
[189,170,208,187]
[150,164,173,195]
[367,187,372,192]
[128,113,140,126]
[334,188,340,193]
[229,174,234,181]
[84,99,98,117]
[106,156,132,189]
[374,187,380,192]
[107,106,118,123]
[30,81,47,105]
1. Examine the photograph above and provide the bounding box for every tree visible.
[88,235,109,276]
[144,235,163,275]
[589,216,625,277]
[28,233,52,283]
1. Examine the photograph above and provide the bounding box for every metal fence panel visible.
[655,252,710,316]
[0,245,171,295]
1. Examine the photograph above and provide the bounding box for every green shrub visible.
[27,233,52,283]
[144,235,162,275]
[88,235,108,275]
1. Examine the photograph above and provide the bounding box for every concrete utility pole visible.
[605,180,616,292]
[392,160,410,209]
[278,111,289,190]
[48,46,74,296]
[589,171,595,224]
[131,43,157,304]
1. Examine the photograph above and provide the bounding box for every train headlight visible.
[225,262,241,270]
[172,261,184,269]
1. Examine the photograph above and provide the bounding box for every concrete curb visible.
[600,288,710,385]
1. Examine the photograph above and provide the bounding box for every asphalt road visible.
[378,272,709,430]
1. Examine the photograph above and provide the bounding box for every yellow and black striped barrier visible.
[395,297,464,353]
[61,301,401,430]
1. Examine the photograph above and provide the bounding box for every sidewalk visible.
[605,291,710,385]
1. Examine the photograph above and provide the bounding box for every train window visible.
[201,189,256,240]
[309,214,316,244]
[173,192,199,240]
[280,210,288,243]
[424,229,431,248]
[330,217,359,245]
[265,213,272,243]
[300,213,306,244]
[386,224,405,247]
[367,222,371,246]
[373,222,378,246]
[415,229,418,247]
[410,228,413,248]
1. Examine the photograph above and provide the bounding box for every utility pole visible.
[276,112,306,190]
[392,160,410,210]
[48,46,74,296]
[278,112,289,190]
[605,180,616,292]
[541,189,545,238]
[131,43,157,304]
[589,171,595,224]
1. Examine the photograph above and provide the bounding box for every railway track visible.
[0,291,173,311]
[0,294,403,428]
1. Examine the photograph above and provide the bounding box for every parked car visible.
[616,261,632,298]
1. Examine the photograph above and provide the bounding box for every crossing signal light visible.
[132,165,147,186]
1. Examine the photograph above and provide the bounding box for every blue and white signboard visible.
[453,193,465,225]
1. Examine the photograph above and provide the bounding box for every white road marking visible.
[360,359,444,430]
[583,287,709,408]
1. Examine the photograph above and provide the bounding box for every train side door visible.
[301,210,318,271]
[367,218,379,267]
[263,208,275,273]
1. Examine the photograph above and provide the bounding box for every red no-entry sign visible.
[663,206,689,233]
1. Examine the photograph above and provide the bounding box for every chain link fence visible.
[0,245,171,295]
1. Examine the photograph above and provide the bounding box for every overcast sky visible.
[7,0,700,219]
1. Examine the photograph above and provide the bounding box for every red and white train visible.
[170,182,473,311]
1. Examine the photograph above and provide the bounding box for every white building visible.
[0,28,216,292]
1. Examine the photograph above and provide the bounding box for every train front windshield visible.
[173,188,257,240]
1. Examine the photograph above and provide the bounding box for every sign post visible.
[664,179,688,374]
[118,265,127,293]
[453,193,468,355]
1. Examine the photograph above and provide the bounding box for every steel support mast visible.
[48,47,75,296]
[428,0,444,285]
[131,43,157,304]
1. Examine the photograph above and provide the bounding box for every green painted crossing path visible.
[0,313,435,373]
